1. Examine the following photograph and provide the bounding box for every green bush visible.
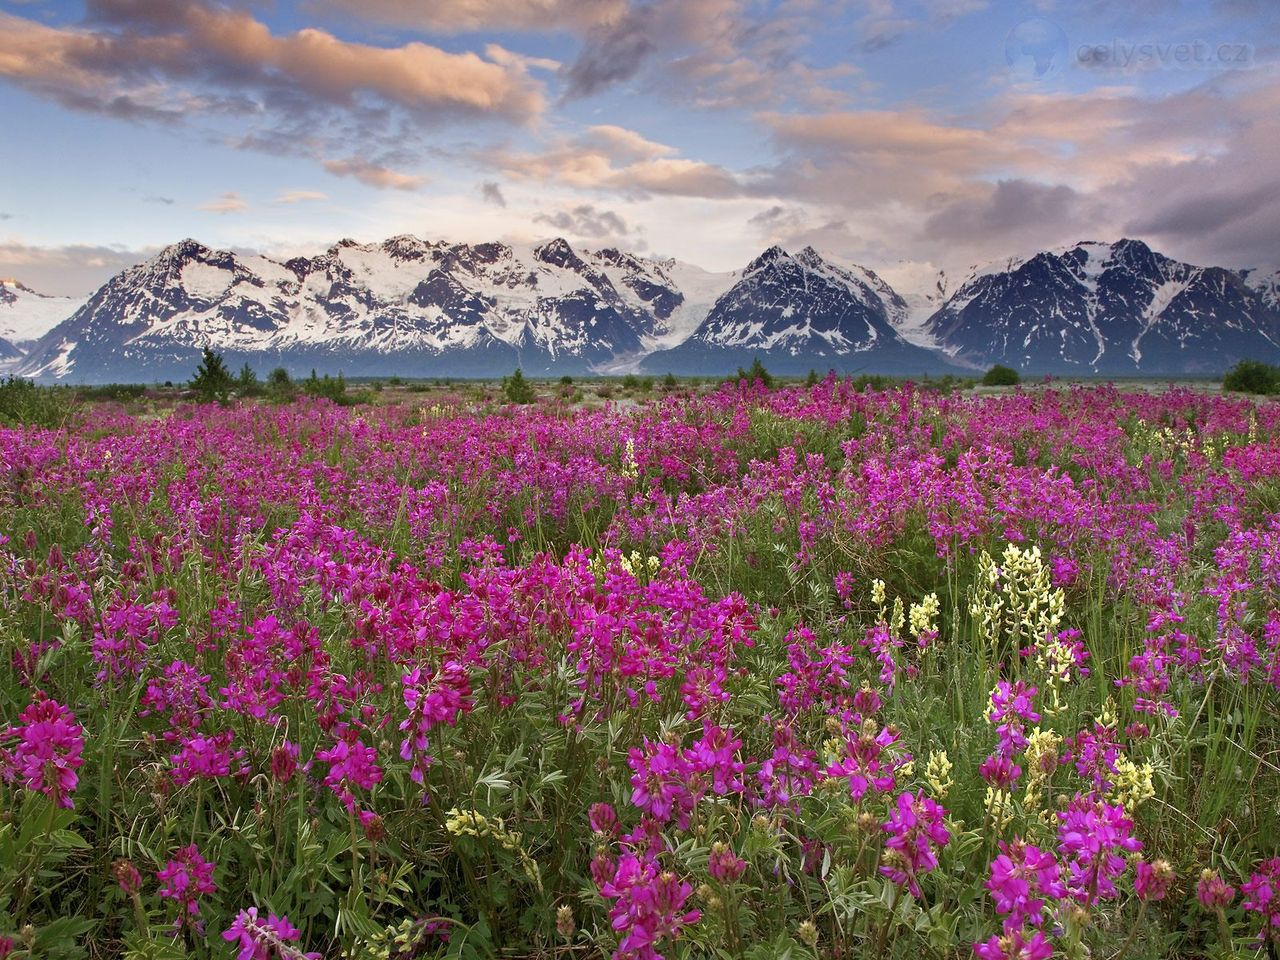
[735,357,774,388]
[981,364,1021,386]
[301,370,351,404]
[501,368,536,404]
[1223,359,1280,395]
[76,383,147,403]
[0,376,73,428]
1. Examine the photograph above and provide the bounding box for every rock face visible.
[17,237,721,382]
[924,240,1280,375]
[642,246,953,376]
[14,235,1280,382]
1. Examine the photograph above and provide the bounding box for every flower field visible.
[1,379,1279,959]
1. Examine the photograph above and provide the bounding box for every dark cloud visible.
[480,181,507,207]
[143,195,176,205]
[534,203,630,239]
[562,4,656,99]
[924,179,1081,241]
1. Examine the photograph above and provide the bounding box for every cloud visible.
[485,124,744,199]
[534,203,631,239]
[323,158,423,190]
[275,189,329,204]
[923,179,1084,241]
[311,0,627,34]
[0,213,12,221]
[198,191,249,214]
[144,195,176,205]
[0,241,152,296]
[0,2,544,174]
[558,0,853,108]
[562,4,657,98]
[479,181,507,207]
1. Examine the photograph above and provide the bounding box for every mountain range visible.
[4,237,1278,383]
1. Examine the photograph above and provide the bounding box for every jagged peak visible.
[380,234,430,259]
[534,237,585,270]
[794,246,827,269]
[157,238,211,262]
[746,245,788,273]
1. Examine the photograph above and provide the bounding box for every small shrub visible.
[301,370,350,404]
[501,368,536,404]
[1223,359,1280,395]
[735,357,774,388]
[982,364,1021,386]
[0,376,73,427]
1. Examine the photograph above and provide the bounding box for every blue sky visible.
[0,0,1276,294]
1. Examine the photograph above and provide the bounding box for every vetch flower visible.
[881,790,950,898]
[0,693,84,808]
[222,907,320,960]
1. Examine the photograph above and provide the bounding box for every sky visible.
[0,0,1276,295]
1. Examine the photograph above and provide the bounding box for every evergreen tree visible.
[502,368,536,404]
[190,348,234,403]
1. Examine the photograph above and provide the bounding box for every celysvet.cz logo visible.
[1005,17,1255,81]
[1077,39,1254,70]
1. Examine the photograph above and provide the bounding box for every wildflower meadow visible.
[1,378,1278,959]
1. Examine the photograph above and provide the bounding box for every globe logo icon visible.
[1005,17,1069,81]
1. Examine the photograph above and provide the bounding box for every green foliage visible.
[0,376,74,427]
[236,362,261,397]
[981,363,1021,386]
[501,368,536,404]
[75,383,147,403]
[302,369,352,405]
[265,366,296,402]
[735,357,775,388]
[189,347,234,403]
[1222,359,1280,395]
[620,373,653,391]
[661,372,679,392]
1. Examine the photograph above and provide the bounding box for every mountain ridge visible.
[9,235,1280,382]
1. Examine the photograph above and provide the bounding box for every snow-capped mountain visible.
[0,279,85,370]
[925,239,1280,375]
[18,237,721,382]
[642,246,952,376]
[15,234,1280,382]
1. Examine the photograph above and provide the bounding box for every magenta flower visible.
[1197,868,1236,909]
[979,754,1022,791]
[223,907,320,960]
[156,844,217,918]
[881,790,950,898]
[269,740,300,784]
[1242,858,1280,945]
[973,928,1054,960]
[986,839,1065,930]
[597,853,701,960]
[169,729,239,787]
[316,723,383,811]
[707,842,747,883]
[399,661,472,787]
[628,739,695,826]
[1134,858,1174,902]
[0,692,84,809]
[1056,796,1141,904]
